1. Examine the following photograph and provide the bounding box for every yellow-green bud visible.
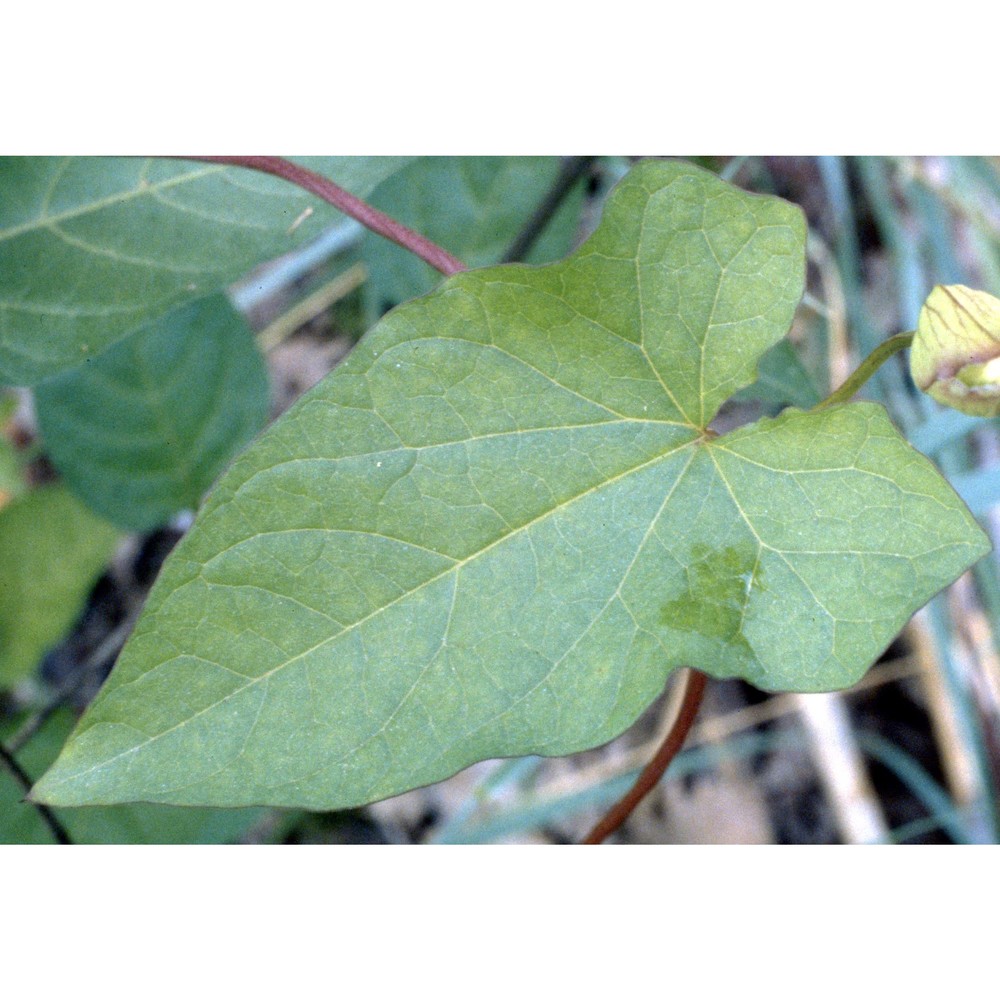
[910,284,1000,417]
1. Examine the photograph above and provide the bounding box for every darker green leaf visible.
[0,156,412,385]
[35,293,269,532]
[362,156,584,311]
[734,338,823,409]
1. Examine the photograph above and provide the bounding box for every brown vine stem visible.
[0,740,73,844]
[177,156,468,277]
[581,669,708,844]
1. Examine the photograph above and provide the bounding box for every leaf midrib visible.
[50,431,703,792]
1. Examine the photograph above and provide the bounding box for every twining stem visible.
[812,332,915,411]
[0,741,73,844]
[502,156,597,263]
[177,156,469,277]
[581,670,707,844]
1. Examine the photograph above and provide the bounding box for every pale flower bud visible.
[910,284,1000,417]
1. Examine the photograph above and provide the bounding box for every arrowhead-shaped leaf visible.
[35,293,269,532]
[32,160,990,810]
[0,156,411,385]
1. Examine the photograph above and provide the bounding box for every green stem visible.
[812,332,914,411]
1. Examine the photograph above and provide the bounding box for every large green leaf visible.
[0,156,411,385]
[0,486,118,687]
[32,160,989,810]
[0,710,264,843]
[363,156,584,311]
[35,293,269,532]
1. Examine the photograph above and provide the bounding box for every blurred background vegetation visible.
[2,155,999,844]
